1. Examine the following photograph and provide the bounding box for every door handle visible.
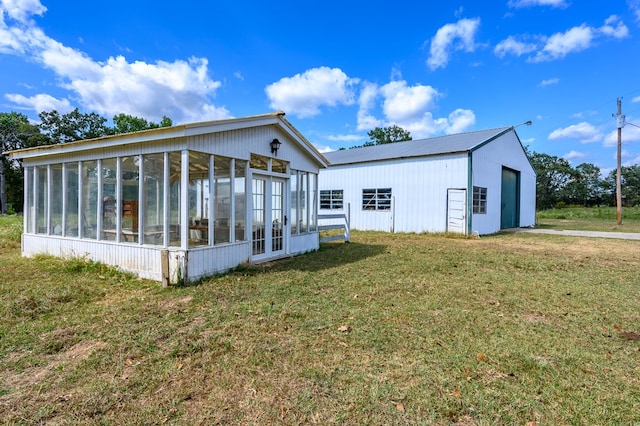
[284,215,288,225]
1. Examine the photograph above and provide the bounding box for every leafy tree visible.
[0,112,46,214]
[528,151,575,209]
[112,113,173,134]
[39,108,111,143]
[606,165,640,207]
[350,125,412,148]
[564,163,604,206]
[365,125,412,146]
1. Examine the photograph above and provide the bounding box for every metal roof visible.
[323,127,512,165]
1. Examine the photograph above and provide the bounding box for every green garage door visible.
[501,167,520,229]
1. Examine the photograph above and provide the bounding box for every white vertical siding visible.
[22,234,165,281]
[319,154,468,233]
[185,243,251,282]
[471,131,536,234]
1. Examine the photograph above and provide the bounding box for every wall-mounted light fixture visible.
[270,138,282,155]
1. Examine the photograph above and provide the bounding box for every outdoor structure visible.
[7,112,327,284]
[318,126,536,236]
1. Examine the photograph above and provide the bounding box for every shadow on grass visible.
[206,241,388,281]
[287,241,388,272]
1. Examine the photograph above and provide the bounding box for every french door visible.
[251,176,287,261]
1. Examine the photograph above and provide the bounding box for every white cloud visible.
[508,0,569,8]
[356,82,383,131]
[539,77,560,87]
[4,93,72,113]
[326,134,363,143]
[496,16,628,63]
[548,122,603,143]
[563,150,585,161]
[532,25,594,62]
[265,67,358,119]
[427,18,480,70]
[604,120,640,147]
[0,0,46,24]
[355,79,475,138]
[0,0,230,123]
[599,15,629,39]
[632,96,640,103]
[380,80,439,122]
[629,0,640,21]
[494,36,538,58]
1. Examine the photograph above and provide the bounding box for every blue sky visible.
[2,0,640,174]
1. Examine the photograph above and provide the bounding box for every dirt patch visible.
[158,295,193,310]
[522,312,550,324]
[3,340,108,391]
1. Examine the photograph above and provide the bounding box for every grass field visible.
[0,215,639,425]
[536,206,640,233]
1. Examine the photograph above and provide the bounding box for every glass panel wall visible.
[143,154,164,245]
[50,164,63,235]
[234,160,246,242]
[120,156,140,243]
[36,166,47,234]
[82,161,98,239]
[168,152,181,246]
[309,172,317,232]
[213,155,231,245]
[188,151,210,247]
[272,158,288,174]
[299,172,308,233]
[101,158,117,241]
[290,171,298,234]
[250,153,268,170]
[26,167,34,233]
[22,150,262,248]
[252,177,265,255]
[64,163,79,237]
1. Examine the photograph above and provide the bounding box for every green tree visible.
[606,165,640,207]
[39,108,111,143]
[112,113,173,134]
[528,151,575,209]
[365,125,412,146]
[564,163,604,206]
[0,112,46,214]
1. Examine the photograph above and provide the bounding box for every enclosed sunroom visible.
[7,112,327,285]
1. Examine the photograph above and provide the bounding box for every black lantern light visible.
[270,138,282,155]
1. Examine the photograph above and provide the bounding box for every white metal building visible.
[318,127,536,236]
[7,112,327,284]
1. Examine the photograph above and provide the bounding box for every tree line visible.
[1,118,638,215]
[0,109,172,214]
[526,148,640,210]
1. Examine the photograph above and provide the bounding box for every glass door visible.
[252,176,287,260]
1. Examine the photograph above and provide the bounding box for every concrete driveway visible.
[506,228,640,240]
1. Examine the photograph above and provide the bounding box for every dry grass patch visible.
[1,219,639,425]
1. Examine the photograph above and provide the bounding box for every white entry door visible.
[447,188,467,234]
[251,176,287,261]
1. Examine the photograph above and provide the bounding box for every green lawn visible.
[1,215,639,425]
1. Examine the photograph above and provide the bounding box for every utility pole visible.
[615,98,624,225]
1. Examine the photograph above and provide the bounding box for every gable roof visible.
[323,127,512,166]
[6,111,329,168]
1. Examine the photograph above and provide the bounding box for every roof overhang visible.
[6,111,329,168]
